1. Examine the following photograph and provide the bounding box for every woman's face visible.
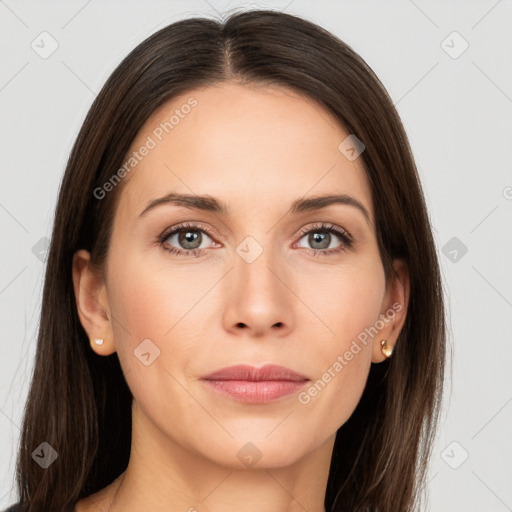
[82,81,407,468]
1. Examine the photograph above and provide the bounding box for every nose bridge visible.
[234,233,283,297]
[222,231,294,335]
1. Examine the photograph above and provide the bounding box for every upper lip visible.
[201,364,309,382]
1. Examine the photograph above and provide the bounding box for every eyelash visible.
[157,221,354,258]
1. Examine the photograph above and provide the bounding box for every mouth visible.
[200,364,310,404]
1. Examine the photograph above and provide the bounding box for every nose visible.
[222,245,294,338]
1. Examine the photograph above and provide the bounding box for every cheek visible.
[105,255,211,426]
[106,251,221,383]
[294,258,385,430]
[108,254,210,341]
[297,255,386,348]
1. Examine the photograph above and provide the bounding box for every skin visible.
[72,81,409,512]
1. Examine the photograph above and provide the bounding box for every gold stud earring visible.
[380,339,393,358]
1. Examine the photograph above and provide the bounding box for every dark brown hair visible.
[12,8,446,512]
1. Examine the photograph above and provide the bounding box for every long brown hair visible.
[12,9,446,511]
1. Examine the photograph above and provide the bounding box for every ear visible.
[371,258,410,363]
[72,249,116,356]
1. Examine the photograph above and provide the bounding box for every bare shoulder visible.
[74,492,110,512]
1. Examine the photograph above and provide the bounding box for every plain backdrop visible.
[1,1,511,511]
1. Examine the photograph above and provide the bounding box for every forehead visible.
[115,81,373,222]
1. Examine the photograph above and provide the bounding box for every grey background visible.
[1,0,511,510]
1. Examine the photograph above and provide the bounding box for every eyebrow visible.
[139,192,371,224]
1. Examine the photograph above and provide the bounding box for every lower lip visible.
[201,379,309,404]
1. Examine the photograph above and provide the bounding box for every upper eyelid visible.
[160,221,214,237]
[296,222,350,237]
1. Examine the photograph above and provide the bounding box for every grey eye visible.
[165,229,212,250]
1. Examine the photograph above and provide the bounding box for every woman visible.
[6,8,446,512]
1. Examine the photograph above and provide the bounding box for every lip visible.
[201,364,310,404]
